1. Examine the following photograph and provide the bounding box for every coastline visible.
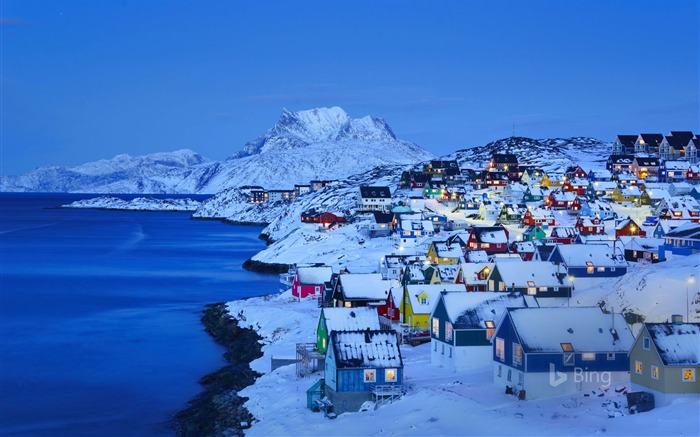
[174,303,263,437]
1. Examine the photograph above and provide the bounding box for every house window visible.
[563,353,575,366]
[643,337,650,350]
[314,286,321,293]
[607,353,615,360]
[449,346,452,358]
[364,369,376,383]
[420,297,428,305]
[385,368,397,382]
[497,365,502,378]
[482,243,490,248]
[561,343,574,352]
[434,341,437,351]
[527,287,536,295]
[441,344,445,355]
[582,352,596,361]
[635,360,643,375]
[507,369,512,382]
[518,372,523,386]
[682,368,696,382]
[587,266,594,274]
[513,343,523,366]
[495,337,505,362]
[445,322,453,342]
[485,320,495,340]
[651,365,659,380]
[432,318,439,336]
[597,267,605,272]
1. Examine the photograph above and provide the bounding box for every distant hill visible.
[0,107,435,194]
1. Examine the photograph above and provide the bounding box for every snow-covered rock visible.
[62,195,202,211]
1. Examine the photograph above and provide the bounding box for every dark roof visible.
[634,157,659,166]
[491,153,519,164]
[615,135,638,148]
[411,173,430,183]
[645,323,700,366]
[639,134,664,145]
[665,223,700,239]
[430,160,459,169]
[360,186,391,198]
[372,211,394,224]
[668,131,695,144]
[486,171,509,181]
[536,244,557,261]
[608,155,635,164]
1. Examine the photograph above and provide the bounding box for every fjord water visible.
[0,193,279,436]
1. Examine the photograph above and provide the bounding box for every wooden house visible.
[631,157,660,181]
[620,236,665,263]
[485,261,571,298]
[575,216,605,235]
[662,222,700,255]
[316,307,381,354]
[549,244,628,278]
[268,189,295,202]
[467,226,509,254]
[615,217,646,238]
[587,169,612,182]
[659,131,695,161]
[332,273,393,308]
[611,135,638,155]
[522,186,547,202]
[635,133,664,155]
[564,166,588,181]
[485,171,510,189]
[489,153,519,175]
[292,265,334,299]
[613,172,642,187]
[587,181,618,199]
[606,155,635,174]
[610,185,642,204]
[456,262,493,291]
[427,241,463,265]
[512,240,538,261]
[659,161,690,183]
[402,283,465,330]
[579,199,616,220]
[562,178,589,196]
[401,262,440,287]
[431,292,529,372]
[687,165,700,183]
[522,225,547,241]
[521,208,556,227]
[545,190,576,210]
[629,320,700,407]
[377,288,402,322]
[325,330,403,414]
[549,226,578,244]
[652,219,693,238]
[359,186,392,212]
[492,307,634,400]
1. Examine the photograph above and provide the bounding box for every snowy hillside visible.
[448,137,610,174]
[0,107,434,194]
[62,195,201,211]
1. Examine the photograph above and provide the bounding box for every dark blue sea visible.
[0,193,279,436]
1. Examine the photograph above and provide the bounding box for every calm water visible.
[0,193,279,436]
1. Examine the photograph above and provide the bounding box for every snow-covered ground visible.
[227,270,700,436]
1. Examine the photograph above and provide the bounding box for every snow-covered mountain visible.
[448,136,610,174]
[0,107,434,194]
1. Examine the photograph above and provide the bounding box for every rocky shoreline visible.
[174,303,263,437]
[242,258,291,274]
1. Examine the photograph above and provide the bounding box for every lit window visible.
[364,369,376,383]
[495,337,505,362]
[597,267,605,272]
[385,368,397,382]
[561,343,574,352]
[651,365,659,380]
[582,352,595,361]
[485,320,495,340]
[513,343,523,366]
[432,318,439,336]
[682,368,696,382]
[635,360,643,375]
[643,337,650,350]
[445,322,453,342]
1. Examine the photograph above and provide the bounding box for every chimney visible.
[672,314,684,324]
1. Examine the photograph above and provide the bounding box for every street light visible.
[688,275,696,322]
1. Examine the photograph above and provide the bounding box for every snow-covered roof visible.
[621,237,664,251]
[591,181,618,190]
[473,227,508,243]
[322,307,381,334]
[406,284,465,315]
[436,264,459,282]
[645,323,700,366]
[465,250,489,263]
[330,330,403,369]
[551,226,577,238]
[494,261,566,287]
[297,266,333,285]
[458,261,493,285]
[554,244,626,267]
[507,307,634,353]
[665,222,700,240]
[339,273,392,300]
[440,292,529,329]
[433,242,463,259]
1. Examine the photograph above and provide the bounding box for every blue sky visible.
[2,0,698,175]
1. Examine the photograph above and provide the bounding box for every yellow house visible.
[611,186,642,203]
[427,241,463,265]
[402,284,466,330]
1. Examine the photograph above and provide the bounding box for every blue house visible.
[663,222,700,256]
[549,244,628,277]
[492,307,634,400]
[324,330,403,413]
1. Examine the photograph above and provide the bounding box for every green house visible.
[316,307,381,354]
[629,321,700,407]
[522,224,547,241]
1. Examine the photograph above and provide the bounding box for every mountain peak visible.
[230,107,398,159]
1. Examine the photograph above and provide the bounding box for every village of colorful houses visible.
[262,132,699,417]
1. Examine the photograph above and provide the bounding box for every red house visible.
[466,226,509,254]
[521,208,556,227]
[615,217,646,238]
[545,190,576,210]
[687,165,700,182]
[564,166,588,180]
[562,178,588,196]
[301,210,347,227]
[291,265,333,299]
[549,226,577,244]
[377,288,401,322]
[575,216,605,235]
